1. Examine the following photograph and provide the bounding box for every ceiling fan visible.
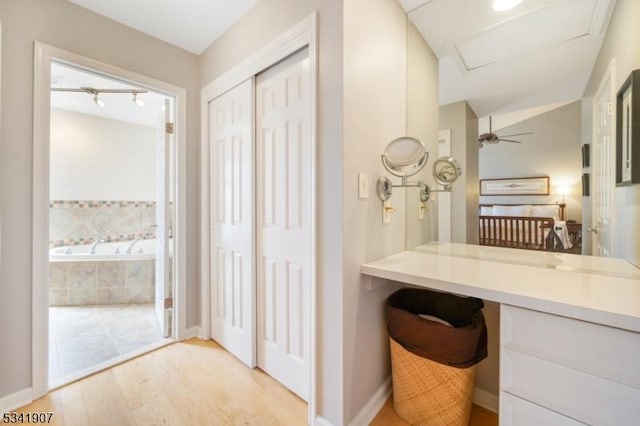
[478,116,533,148]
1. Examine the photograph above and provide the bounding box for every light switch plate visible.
[358,172,369,199]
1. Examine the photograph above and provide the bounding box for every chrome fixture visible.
[50,87,148,109]
[377,137,429,201]
[90,237,108,254]
[125,238,140,254]
[376,137,462,207]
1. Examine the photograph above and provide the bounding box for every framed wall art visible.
[480,176,550,196]
[616,68,640,186]
[581,144,590,168]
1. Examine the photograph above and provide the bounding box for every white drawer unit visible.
[500,305,640,426]
[500,392,584,426]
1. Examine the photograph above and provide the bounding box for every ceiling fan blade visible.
[499,139,523,143]
[499,132,534,138]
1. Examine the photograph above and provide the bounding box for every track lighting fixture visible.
[133,92,145,107]
[93,92,106,108]
[51,86,148,109]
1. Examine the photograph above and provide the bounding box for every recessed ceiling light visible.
[492,0,523,11]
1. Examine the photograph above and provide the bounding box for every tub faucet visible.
[90,237,107,254]
[126,238,140,254]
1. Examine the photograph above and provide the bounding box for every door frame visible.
[200,13,318,423]
[32,42,188,398]
[591,58,616,256]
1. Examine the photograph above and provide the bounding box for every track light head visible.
[133,92,144,107]
[93,93,105,108]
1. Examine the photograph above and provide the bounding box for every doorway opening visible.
[42,59,177,389]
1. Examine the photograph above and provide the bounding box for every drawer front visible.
[501,305,640,389]
[501,348,640,426]
[500,392,584,426]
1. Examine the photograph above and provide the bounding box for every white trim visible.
[182,326,202,340]
[32,42,188,398]
[313,416,335,426]
[0,388,33,414]
[200,12,318,424]
[473,387,499,413]
[348,377,392,426]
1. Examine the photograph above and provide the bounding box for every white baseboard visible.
[349,377,392,426]
[181,325,201,340]
[473,387,499,413]
[0,388,33,414]
[313,416,334,426]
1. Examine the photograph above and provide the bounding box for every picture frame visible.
[582,173,590,197]
[480,176,550,196]
[581,144,590,168]
[616,69,640,186]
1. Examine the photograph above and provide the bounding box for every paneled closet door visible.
[209,79,256,367]
[256,48,311,401]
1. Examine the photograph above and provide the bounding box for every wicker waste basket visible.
[386,288,488,426]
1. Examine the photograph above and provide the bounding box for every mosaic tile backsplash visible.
[49,200,156,247]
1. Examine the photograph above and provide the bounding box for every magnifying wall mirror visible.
[381,137,429,179]
[377,137,462,204]
[433,156,462,187]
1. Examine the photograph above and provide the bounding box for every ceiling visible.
[51,62,169,128]
[67,0,258,54]
[400,0,617,117]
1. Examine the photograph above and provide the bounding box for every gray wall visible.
[199,0,345,422]
[0,0,200,400]
[582,0,640,263]
[439,101,479,244]
[479,101,583,221]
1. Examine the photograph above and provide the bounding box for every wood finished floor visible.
[371,397,498,426]
[17,339,306,425]
[18,338,497,425]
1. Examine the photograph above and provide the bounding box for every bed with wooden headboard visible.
[479,203,567,251]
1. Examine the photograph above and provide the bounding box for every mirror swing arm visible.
[376,137,462,209]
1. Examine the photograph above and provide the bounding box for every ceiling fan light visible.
[492,0,523,12]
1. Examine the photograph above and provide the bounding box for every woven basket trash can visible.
[385,288,488,426]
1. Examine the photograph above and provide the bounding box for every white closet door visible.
[256,48,311,401]
[592,64,615,257]
[209,79,256,367]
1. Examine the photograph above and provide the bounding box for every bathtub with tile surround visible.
[49,239,158,306]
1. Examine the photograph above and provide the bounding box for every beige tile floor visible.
[49,303,165,383]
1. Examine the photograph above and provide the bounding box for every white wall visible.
[479,101,583,221]
[406,21,439,249]
[343,0,409,422]
[582,0,640,263]
[0,0,200,401]
[50,109,158,201]
[199,0,345,423]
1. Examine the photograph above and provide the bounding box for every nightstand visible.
[566,221,582,252]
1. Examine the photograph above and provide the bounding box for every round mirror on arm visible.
[433,156,462,187]
[381,137,429,179]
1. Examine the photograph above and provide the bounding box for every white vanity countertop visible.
[361,244,640,333]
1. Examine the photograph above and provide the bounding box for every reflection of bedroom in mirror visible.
[402,0,640,260]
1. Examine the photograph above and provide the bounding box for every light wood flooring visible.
[17,339,306,425]
[18,338,497,425]
[372,397,498,426]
